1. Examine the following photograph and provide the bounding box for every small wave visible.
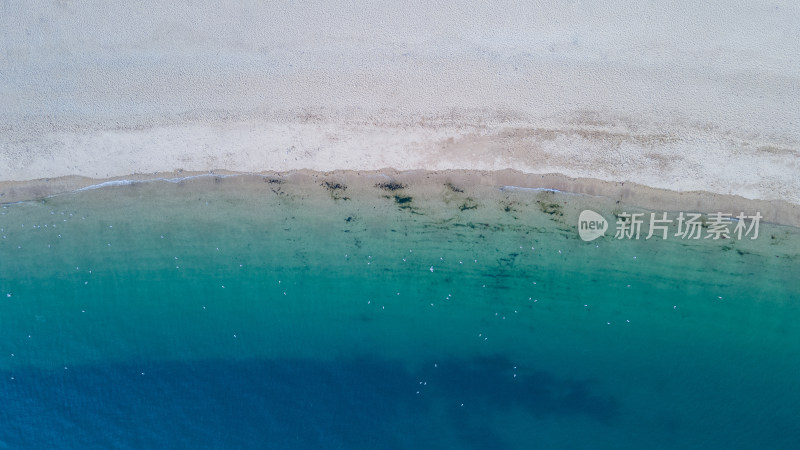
[500,186,563,193]
[77,180,139,191]
[77,173,242,191]
[0,173,251,207]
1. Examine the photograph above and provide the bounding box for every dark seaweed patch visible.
[376,181,406,191]
[459,198,478,211]
[383,194,422,214]
[322,181,346,191]
[322,181,349,200]
[445,181,464,193]
[501,201,517,213]
[537,201,563,216]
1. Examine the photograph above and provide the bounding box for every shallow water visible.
[1,176,799,449]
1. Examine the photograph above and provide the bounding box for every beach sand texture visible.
[1,1,798,203]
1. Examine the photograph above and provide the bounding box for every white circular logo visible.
[578,210,608,241]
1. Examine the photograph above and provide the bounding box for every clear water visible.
[1,176,799,449]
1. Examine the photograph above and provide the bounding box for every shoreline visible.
[3,169,799,228]
[3,117,798,208]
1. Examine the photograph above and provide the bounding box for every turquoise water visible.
[1,176,799,449]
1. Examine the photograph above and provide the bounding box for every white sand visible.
[1,1,798,203]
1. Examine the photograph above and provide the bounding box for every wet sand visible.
[3,169,799,229]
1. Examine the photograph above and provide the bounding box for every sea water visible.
[1,175,799,449]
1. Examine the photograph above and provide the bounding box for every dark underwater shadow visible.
[0,355,618,449]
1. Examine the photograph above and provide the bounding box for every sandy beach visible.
[1,1,798,217]
[3,4,800,447]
